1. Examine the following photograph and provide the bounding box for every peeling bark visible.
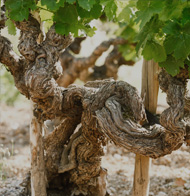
[14,16,72,121]
[44,118,80,181]
[1,12,190,196]
[95,71,186,158]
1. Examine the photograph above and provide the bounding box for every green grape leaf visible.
[183,22,190,34]
[54,4,78,35]
[78,0,96,11]
[128,0,137,7]
[159,0,184,21]
[66,0,75,3]
[54,3,98,36]
[117,6,131,23]
[142,40,166,62]
[135,16,162,54]
[54,4,78,24]
[185,58,190,66]
[100,0,117,20]
[41,0,64,11]
[159,56,184,76]
[163,20,181,35]
[135,0,164,29]
[182,7,190,25]
[9,9,29,21]
[77,3,102,19]
[164,35,176,55]
[84,26,96,37]
[55,22,78,36]
[39,7,53,32]
[90,4,102,19]
[119,44,136,61]
[39,8,53,21]
[5,0,36,21]
[76,4,90,19]
[5,18,16,35]
[78,23,96,37]
[115,0,130,23]
[5,0,22,10]
[163,24,190,60]
[120,26,136,41]
[173,34,190,59]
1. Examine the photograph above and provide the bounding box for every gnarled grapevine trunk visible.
[96,71,186,158]
[1,12,190,196]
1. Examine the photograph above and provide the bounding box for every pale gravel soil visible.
[1,104,190,196]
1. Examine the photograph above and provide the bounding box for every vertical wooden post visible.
[30,115,47,196]
[132,60,159,196]
[29,13,47,196]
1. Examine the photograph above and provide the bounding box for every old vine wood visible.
[132,60,159,196]
[1,0,190,195]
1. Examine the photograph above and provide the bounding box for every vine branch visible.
[57,38,135,87]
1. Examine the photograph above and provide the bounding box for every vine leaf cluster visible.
[4,0,190,77]
[4,0,131,37]
[4,0,137,65]
[135,0,190,76]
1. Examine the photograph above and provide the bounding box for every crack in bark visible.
[1,12,190,196]
[95,70,187,158]
[58,128,83,173]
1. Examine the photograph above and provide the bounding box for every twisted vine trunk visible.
[1,12,190,196]
[96,72,186,158]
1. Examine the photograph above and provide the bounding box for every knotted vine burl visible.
[0,14,190,195]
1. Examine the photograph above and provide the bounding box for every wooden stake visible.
[30,116,47,196]
[132,60,159,196]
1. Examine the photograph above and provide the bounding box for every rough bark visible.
[14,16,72,121]
[0,4,6,29]
[184,95,190,145]
[95,70,187,158]
[44,118,80,181]
[1,12,190,196]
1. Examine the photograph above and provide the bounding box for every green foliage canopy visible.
[3,0,190,76]
[134,0,190,76]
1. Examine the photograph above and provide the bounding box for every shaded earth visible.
[1,104,190,196]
